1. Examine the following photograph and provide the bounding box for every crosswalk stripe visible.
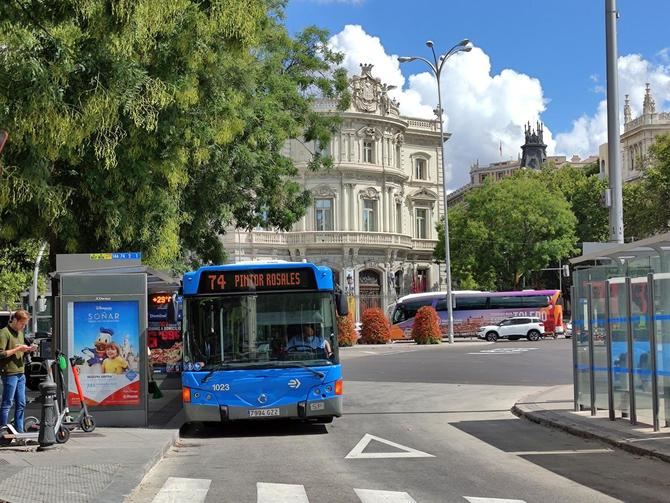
[257,482,309,503]
[354,488,417,503]
[464,498,527,503]
[151,477,211,503]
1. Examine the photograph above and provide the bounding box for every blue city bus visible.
[180,261,347,424]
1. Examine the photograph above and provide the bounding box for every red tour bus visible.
[389,289,563,340]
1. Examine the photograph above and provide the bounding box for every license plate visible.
[309,402,325,411]
[248,408,280,417]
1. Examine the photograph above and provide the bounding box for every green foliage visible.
[540,164,609,243]
[0,239,48,309]
[411,306,441,345]
[0,0,348,270]
[436,171,577,290]
[360,308,391,344]
[336,315,357,347]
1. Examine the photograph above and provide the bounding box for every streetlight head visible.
[398,56,416,63]
[458,38,470,47]
[425,40,434,48]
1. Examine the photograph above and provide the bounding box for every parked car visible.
[563,321,572,339]
[477,317,545,342]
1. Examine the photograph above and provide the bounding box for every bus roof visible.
[182,261,334,295]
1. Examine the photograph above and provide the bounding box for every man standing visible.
[0,310,36,432]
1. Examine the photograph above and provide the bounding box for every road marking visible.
[345,433,435,459]
[468,348,538,355]
[464,498,527,503]
[354,488,417,502]
[257,482,309,502]
[151,477,211,503]
[510,448,613,455]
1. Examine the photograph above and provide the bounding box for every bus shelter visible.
[570,232,670,431]
[51,253,179,426]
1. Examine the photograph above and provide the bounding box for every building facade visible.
[221,65,446,318]
[599,83,670,181]
[448,122,597,206]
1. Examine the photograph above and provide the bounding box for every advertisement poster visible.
[148,294,182,374]
[68,300,141,407]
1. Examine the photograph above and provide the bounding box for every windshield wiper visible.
[273,361,325,379]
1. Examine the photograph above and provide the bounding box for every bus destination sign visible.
[198,268,317,294]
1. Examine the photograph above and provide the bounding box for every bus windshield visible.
[183,292,337,370]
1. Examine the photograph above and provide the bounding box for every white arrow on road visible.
[288,378,301,389]
[345,434,435,459]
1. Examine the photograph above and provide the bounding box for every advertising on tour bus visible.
[389,290,563,340]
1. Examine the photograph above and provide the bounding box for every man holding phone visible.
[0,310,37,432]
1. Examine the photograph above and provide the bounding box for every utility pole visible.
[605,0,624,243]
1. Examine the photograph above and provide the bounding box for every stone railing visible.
[227,230,431,249]
[312,99,339,112]
[412,239,438,251]
[406,117,440,131]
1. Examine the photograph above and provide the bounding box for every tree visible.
[359,308,391,344]
[623,134,670,239]
[0,1,348,271]
[540,163,609,243]
[435,171,577,290]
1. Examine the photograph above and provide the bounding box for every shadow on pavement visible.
[180,419,328,439]
[451,418,670,503]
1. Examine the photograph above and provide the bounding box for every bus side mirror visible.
[336,293,348,316]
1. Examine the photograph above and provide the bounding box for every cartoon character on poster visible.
[69,300,141,407]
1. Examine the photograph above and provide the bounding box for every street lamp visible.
[399,39,472,344]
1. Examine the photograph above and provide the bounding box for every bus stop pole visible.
[588,284,596,416]
[647,273,660,431]
[605,280,615,421]
[625,277,637,425]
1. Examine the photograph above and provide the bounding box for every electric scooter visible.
[53,353,95,433]
[0,360,70,446]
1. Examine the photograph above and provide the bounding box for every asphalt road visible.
[127,339,670,503]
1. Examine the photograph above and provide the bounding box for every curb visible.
[511,404,670,464]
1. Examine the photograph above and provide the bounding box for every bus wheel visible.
[486,332,498,342]
[527,330,541,341]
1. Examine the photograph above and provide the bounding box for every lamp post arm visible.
[401,55,438,77]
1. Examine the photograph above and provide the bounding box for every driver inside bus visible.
[286,324,332,358]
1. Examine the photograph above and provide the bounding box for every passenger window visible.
[454,296,488,311]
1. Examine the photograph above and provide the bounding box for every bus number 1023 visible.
[212,384,230,391]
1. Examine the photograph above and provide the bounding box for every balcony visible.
[225,231,437,252]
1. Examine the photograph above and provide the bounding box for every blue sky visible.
[285,0,670,188]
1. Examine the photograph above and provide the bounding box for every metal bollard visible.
[37,374,58,450]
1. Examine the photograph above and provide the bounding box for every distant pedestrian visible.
[0,310,37,432]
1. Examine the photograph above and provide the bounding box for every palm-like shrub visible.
[360,308,391,344]
[337,315,358,347]
[412,306,442,344]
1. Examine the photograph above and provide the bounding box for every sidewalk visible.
[0,379,184,503]
[512,384,670,464]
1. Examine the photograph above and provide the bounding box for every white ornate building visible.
[599,83,670,181]
[221,65,446,317]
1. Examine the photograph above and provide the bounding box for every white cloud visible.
[328,25,553,189]
[555,54,670,158]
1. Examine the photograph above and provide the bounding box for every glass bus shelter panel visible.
[630,278,653,425]
[654,274,670,427]
[608,280,629,417]
[573,270,591,411]
[590,280,609,410]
